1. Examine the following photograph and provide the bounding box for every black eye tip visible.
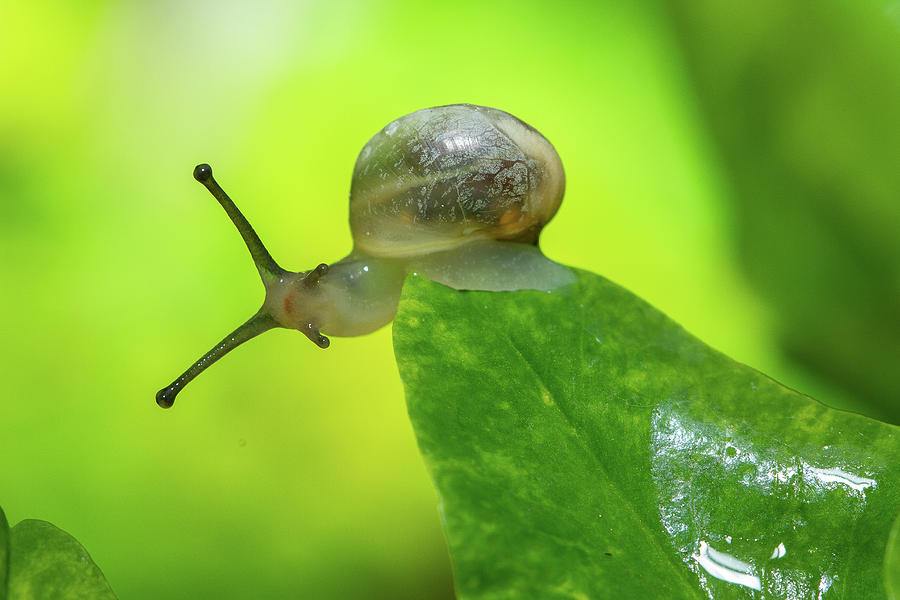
[156,386,177,408]
[193,163,213,183]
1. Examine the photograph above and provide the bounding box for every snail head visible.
[155,164,329,409]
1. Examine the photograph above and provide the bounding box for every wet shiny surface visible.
[651,399,890,598]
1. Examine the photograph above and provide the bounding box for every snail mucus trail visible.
[157,104,574,409]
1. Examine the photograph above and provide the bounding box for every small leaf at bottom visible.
[8,519,116,600]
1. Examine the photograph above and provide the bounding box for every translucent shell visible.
[349,104,565,258]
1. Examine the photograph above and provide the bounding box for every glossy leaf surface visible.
[393,271,900,598]
[4,515,116,600]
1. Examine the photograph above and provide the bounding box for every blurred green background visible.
[1,1,897,598]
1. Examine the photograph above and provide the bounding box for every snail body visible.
[157,104,573,408]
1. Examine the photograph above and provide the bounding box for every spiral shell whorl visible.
[349,104,564,258]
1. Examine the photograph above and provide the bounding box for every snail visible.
[156,104,574,408]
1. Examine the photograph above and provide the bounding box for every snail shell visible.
[349,104,565,258]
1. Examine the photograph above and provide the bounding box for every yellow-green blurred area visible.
[1,1,897,598]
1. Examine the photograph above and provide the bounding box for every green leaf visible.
[393,270,900,599]
[888,514,900,600]
[666,0,900,423]
[7,519,116,600]
[0,507,9,600]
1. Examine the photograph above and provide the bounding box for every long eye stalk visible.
[156,311,276,408]
[192,163,285,283]
[156,164,292,409]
